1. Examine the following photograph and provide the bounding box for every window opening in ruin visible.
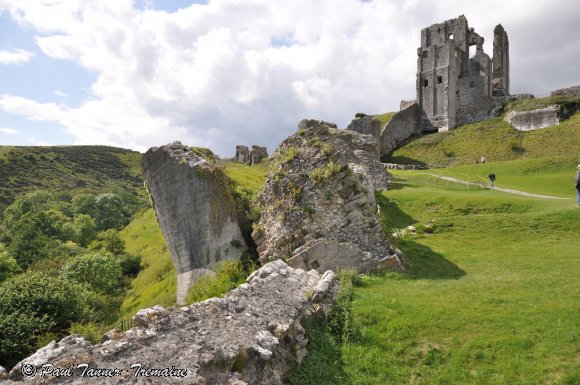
[469,45,476,58]
[423,79,429,87]
[438,76,443,84]
[448,33,454,40]
[422,51,428,58]
[469,81,475,88]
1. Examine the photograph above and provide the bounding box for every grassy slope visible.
[427,156,578,198]
[0,145,144,207]
[118,208,175,319]
[339,171,579,385]
[223,160,269,193]
[386,112,580,167]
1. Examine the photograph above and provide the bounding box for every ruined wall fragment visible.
[141,141,247,304]
[4,261,338,385]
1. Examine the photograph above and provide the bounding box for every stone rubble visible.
[2,261,338,385]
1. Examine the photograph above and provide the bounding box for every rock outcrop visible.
[141,141,247,304]
[252,120,402,273]
[551,85,580,98]
[3,261,338,385]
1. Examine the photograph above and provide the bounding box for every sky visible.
[0,0,579,156]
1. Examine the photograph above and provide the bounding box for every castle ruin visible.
[417,15,509,132]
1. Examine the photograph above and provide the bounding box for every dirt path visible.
[423,173,571,200]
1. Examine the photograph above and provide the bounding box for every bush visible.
[62,252,124,295]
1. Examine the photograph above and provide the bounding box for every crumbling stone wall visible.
[235,145,268,165]
[346,116,381,156]
[250,145,268,165]
[551,85,580,98]
[505,106,560,131]
[417,15,509,132]
[380,103,420,157]
[141,141,247,304]
[252,120,402,274]
[235,145,250,163]
[3,260,338,385]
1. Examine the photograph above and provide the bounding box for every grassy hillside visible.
[296,169,579,385]
[0,146,143,209]
[386,112,580,167]
[119,208,175,319]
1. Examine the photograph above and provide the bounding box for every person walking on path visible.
[488,173,496,188]
[575,164,580,207]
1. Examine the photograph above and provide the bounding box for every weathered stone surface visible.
[505,106,560,131]
[3,261,338,385]
[253,120,399,272]
[346,116,381,156]
[417,15,509,132]
[380,102,420,157]
[0,367,7,381]
[551,85,580,98]
[141,141,247,304]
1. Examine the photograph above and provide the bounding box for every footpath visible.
[423,173,571,200]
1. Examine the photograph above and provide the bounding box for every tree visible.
[62,252,124,295]
[72,214,98,247]
[8,211,60,269]
[71,193,97,217]
[93,193,128,231]
[0,272,97,367]
[92,229,125,255]
[0,244,21,283]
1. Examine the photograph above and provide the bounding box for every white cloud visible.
[0,127,19,135]
[54,90,68,97]
[0,48,34,65]
[0,0,579,155]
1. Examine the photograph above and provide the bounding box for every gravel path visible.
[424,173,571,200]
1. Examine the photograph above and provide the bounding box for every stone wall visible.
[141,141,247,304]
[504,106,560,131]
[379,103,420,157]
[551,85,580,98]
[3,260,338,385]
[346,116,381,156]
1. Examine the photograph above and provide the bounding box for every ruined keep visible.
[417,15,509,132]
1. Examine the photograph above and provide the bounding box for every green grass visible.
[424,156,578,198]
[331,169,580,385]
[224,160,268,193]
[118,208,175,319]
[386,113,580,167]
[374,112,396,128]
[503,95,579,113]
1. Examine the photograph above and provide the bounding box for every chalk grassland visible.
[314,170,579,385]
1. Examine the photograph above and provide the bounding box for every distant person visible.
[575,164,580,207]
[481,155,486,164]
[488,173,496,188]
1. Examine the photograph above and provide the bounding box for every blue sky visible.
[1,0,579,155]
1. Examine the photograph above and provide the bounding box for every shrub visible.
[62,252,124,295]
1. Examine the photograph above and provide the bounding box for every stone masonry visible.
[141,141,247,304]
[417,15,509,132]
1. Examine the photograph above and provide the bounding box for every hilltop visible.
[0,146,143,211]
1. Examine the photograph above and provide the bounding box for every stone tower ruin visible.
[416,15,509,132]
